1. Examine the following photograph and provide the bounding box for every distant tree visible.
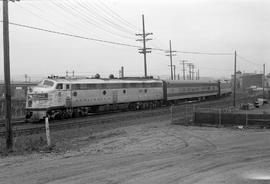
[109,74,115,79]
[95,73,100,79]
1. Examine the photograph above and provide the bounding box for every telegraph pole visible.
[3,0,13,151]
[263,64,265,98]
[136,14,153,78]
[168,65,176,80]
[24,74,27,83]
[191,64,195,80]
[180,60,188,80]
[174,65,176,80]
[166,40,176,80]
[187,63,193,80]
[233,51,237,107]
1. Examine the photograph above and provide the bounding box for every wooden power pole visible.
[187,63,193,80]
[3,0,13,151]
[166,40,176,80]
[180,60,188,80]
[136,14,152,78]
[233,51,237,107]
[263,64,265,98]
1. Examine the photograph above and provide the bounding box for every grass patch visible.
[0,123,128,157]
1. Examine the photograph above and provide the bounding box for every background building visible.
[231,71,265,92]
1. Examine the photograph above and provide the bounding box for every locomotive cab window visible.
[56,83,63,90]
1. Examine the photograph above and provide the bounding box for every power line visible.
[73,0,136,37]
[45,0,101,35]
[15,3,65,31]
[95,0,141,32]
[237,54,260,66]
[175,51,233,55]
[59,0,134,39]
[199,67,232,72]
[151,47,233,56]
[80,0,137,35]
[50,0,135,40]
[4,20,236,57]
[5,21,141,48]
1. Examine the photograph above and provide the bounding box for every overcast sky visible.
[0,0,269,81]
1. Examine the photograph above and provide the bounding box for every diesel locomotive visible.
[25,76,231,120]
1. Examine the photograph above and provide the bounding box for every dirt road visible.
[1,120,270,184]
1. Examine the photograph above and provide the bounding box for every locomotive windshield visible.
[38,80,55,88]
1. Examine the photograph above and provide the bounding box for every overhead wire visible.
[95,0,141,32]
[5,20,236,58]
[5,21,141,48]
[62,0,136,39]
[78,0,137,35]
[46,0,101,35]
[51,0,136,40]
[15,2,65,32]
[237,54,261,66]
[151,47,233,56]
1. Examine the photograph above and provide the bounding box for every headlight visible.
[28,100,32,107]
[28,95,33,100]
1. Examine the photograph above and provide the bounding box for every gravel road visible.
[1,119,270,184]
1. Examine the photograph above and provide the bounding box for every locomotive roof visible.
[46,78,162,84]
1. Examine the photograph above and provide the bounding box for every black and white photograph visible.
[0,0,270,183]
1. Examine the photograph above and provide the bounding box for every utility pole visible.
[191,64,195,80]
[3,0,18,151]
[136,14,153,78]
[187,63,193,80]
[119,66,124,78]
[24,74,27,83]
[121,66,124,78]
[66,70,75,77]
[197,69,200,80]
[233,51,237,107]
[168,65,176,80]
[180,60,188,80]
[166,40,176,80]
[263,64,265,98]
[174,65,176,80]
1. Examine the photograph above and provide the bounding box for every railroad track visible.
[0,95,259,137]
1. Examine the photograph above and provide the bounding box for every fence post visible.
[218,109,222,127]
[45,117,51,147]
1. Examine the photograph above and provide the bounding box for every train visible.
[25,76,231,121]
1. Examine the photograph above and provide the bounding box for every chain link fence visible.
[0,99,26,120]
[171,103,270,128]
